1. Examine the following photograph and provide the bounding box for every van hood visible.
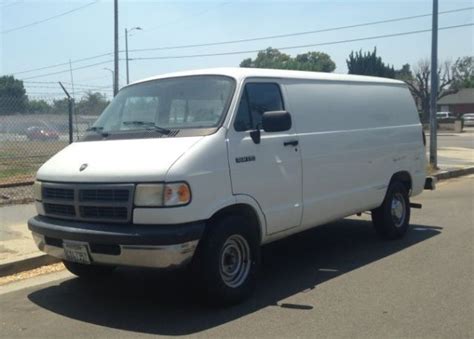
[36,137,203,183]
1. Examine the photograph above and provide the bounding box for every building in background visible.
[437,88,474,116]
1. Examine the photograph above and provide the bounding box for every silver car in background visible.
[463,113,474,126]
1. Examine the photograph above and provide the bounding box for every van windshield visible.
[86,75,235,139]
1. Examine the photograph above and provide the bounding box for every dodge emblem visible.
[79,163,88,172]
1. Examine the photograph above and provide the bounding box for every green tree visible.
[0,75,27,115]
[395,63,413,82]
[27,99,52,114]
[240,47,336,72]
[75,91,109,116]
[293,52,336,72]
[51,98,69,115]
[240,48,291,69]
[346,47,395,78]
[453,56,474,88]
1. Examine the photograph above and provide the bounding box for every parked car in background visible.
[436,112,455,120]
[25,126,59,141]
[463,113,474,126]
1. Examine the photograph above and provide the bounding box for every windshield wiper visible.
[86,126,104,132]
[122,121,171,135]
[86,126,109,137]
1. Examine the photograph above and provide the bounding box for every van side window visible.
[234,83,284,132]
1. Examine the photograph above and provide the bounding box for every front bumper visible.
[28,216,205,269]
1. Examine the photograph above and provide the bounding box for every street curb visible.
[0,253,60,277]
[432,167,474,181]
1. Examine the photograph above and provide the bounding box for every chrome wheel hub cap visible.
[391,193,406,227]
[220,234,251,288]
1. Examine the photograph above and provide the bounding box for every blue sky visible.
[1,0,473,99]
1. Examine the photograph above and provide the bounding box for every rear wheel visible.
[63,260,116,279]
[371,181,411,239]
[191,214,260,306]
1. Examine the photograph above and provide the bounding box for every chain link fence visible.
[0,96,99,205]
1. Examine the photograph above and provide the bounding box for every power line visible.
[130,6,474,53]
[130,23,474,61]
[1,0,23,9]
[72,74,112,82]
[23,80,110,88]
[17,23,472,81]
[137,1,231,35]
[26,92,68,96]
[11,46,115,77]
[24,84,110,90]
[12,52,113,75]
[9,6,472,76]
[1,0,99,34]
[78,74,111,81]
[22,60,114,80]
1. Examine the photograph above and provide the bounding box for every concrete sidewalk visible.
[0,204,37,263]
[0,204,58,276]
[0,145,473,277]
[437,147,474,169]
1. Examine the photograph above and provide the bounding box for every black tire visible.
[371,181,411,240]
[63,260,116,279]
[191,214,260,306]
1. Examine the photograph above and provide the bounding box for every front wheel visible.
[191,215,260,306]
[371,182,411,239]
[63,260,116,279]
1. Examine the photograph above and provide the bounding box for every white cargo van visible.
[29,68,427,304]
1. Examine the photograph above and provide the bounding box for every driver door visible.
[227,81,303,235]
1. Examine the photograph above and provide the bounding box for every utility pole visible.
[58,82,73,144]
[429,0,438,168]
[125,27,142,85]
[125,28,129,85]
[104,68,114,93]
[113,0,119,96]
[69,59,79,140]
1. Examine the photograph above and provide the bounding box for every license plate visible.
[63,241,91,265]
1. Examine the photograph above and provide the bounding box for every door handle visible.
[283,140,299,147]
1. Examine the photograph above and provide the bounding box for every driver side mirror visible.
[262,110,292,132]
[250,111,292,144]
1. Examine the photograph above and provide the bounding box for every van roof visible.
[131,67,405,87]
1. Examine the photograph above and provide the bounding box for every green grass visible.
[0,140,68,184]
[0,167,34,180]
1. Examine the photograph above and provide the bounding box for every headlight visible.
[134,182,191,207]
[164,182,191,206]
[33,181,42,201]
[134,184,164,206]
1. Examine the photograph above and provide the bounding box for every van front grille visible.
[43,187,74,201]
[79,189,130,202]
[80,206,128,220]
[41,183,134,223]
[44,203,76,217]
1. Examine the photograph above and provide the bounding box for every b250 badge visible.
[79,163,88,171]
[235,156,256,163]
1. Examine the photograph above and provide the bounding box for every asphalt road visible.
[1,176,473,338]
[430,127,474,149]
